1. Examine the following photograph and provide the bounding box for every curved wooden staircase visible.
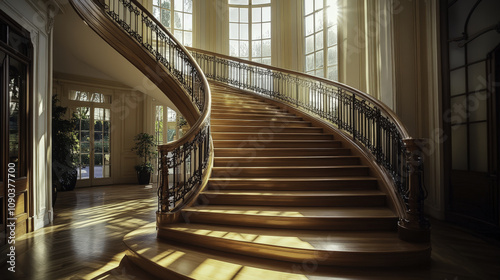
[151,83,429,271]
[69,0,431,278]
[125,83,431,278]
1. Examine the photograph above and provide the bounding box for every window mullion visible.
[323,0,328,78]
[249,5,252,61]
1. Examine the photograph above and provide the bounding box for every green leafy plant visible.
[52,95,79,191]
[132,132,157,174]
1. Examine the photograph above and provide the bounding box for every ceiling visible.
[53,3,178,110]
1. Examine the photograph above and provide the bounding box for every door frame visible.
[63,87,113,187]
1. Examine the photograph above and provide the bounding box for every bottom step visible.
[157,223,431,268]
[125,224,432,280]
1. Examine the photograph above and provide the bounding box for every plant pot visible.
[137,170,151,185]
[61,169,78,191]
[53,167,78,192]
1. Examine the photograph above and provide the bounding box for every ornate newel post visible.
[398,138,431,243]
[156,148,179,225]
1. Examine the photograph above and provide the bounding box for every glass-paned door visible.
[75,107,91,180]
[73,106,111,186]
[94,108,111,179]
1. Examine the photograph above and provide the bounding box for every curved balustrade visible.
[188,47,429,240]
[71,0,212,214]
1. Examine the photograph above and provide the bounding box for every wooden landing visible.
[124,224,430,280]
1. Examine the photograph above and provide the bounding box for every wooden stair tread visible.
[184,205,396,218]
[211,119,311,124]
[211,132,334,140]
[211,113,302,119]
[208,176,378,182]
[160,223,428,253]
[213,140,338,143]
[211,127,324,134]
[214,155,358,159]
[125,225,339,280]
[212,165,370,170]
[214,147,345,151]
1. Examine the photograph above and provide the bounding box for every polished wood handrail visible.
[118,0,212,152]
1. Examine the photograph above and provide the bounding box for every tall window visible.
[305,0,338,80]
[229,0,272,64]
[153,0,193,47]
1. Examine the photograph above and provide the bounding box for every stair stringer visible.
[68,0,200,124]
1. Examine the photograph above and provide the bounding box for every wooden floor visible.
[1,184,500,279]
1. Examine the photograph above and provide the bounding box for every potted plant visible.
[52,95,79,205]
[132,132,157,185]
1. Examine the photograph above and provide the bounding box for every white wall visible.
[53,2,179,112]
[0,0,63,230]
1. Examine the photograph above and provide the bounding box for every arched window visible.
[153,0,193,47]
[305,0,338,80]
[229,0,271,64]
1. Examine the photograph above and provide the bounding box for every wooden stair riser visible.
[214,156,360,167]
[214,148,351,157]
[207,178,379,191]
[213,140,342,149]
[198,193,387,207]
[211,166,369,178]
[211,119,312,127]
[211,132,334,140]
[212,104,282,112]
[212,100,271,106]
[179,211,398,231]
[211,125,324,133]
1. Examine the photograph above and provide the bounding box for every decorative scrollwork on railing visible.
[158,124,210,212]
[95,0,211,214]
[101,0,205,113]
[188,47,429,241]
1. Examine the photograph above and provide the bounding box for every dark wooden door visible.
[0,11,32,246]
[441,0,500,237]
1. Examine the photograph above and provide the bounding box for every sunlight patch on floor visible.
[82,251,127,279]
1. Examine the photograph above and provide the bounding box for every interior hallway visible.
[2,184,499,280]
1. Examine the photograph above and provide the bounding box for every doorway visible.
[0,11,33,243]
[69,91,112,187]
